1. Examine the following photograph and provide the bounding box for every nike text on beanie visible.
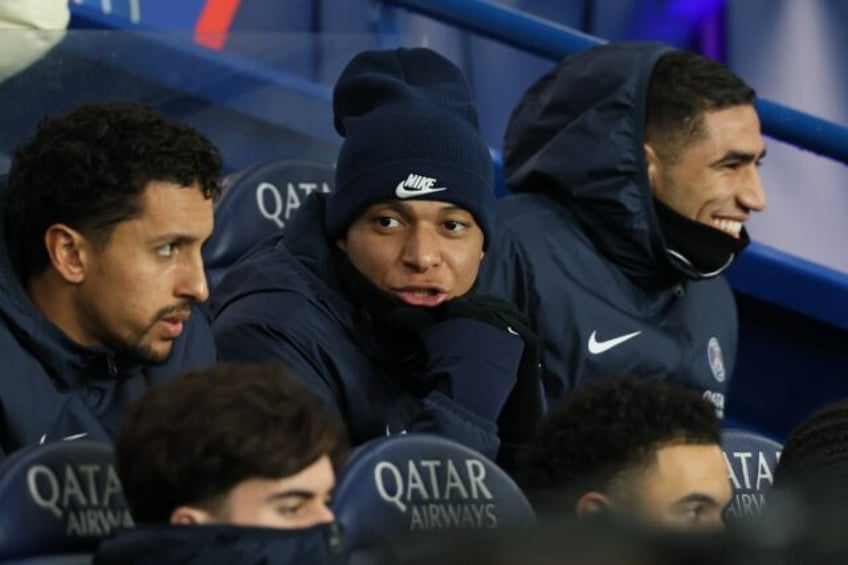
[325,47,495,247]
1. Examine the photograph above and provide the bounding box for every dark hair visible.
[773,399,848,490]
[520,376,721,513]
[5,100,223,279]
[646,51,756,163]
[116,363,346,523]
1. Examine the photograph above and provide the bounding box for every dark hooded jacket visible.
[478,42,735,414]
[209,193,537,463]
[0,183,217,457]
[94,524,344,565]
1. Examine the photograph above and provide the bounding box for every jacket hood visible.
[94,523,344,565]
[0,180,115,384]
[503,42,678,286]
[0,178,40,336]
[209,192,355,331]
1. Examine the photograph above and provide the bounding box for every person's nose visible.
[314,503,335,526]
[738,166,767,213]
[176,249,209,303]
[401,226,442,272]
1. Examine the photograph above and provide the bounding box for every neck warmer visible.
[333,248,432,391]
[654,198,749,279]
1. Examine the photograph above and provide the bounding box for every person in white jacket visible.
[0,0,69,81]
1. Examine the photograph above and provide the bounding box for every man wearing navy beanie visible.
[325,46,495,244]
[211,47,545,471]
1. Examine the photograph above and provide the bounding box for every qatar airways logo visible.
[374,458,497,529]
[256,179,331,228]
[27,463,133,536]
[723,446,781,520]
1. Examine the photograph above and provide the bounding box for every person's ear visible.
[44,224,88,284]
[575,491,613,518]
[169,505,215,525]
[644,143,661,194]
[336,238,347,252]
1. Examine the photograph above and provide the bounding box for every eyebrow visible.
[711,147,768,167]
[265,486,334,503]
[152,233,204,246]
[671,493,721,509]
[265,490,318,503]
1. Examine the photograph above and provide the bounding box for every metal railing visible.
[382,0,848,165]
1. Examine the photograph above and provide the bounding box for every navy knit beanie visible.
[326,47,495,247]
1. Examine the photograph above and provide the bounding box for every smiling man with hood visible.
[210,47,544,470]
[479,42,767,413]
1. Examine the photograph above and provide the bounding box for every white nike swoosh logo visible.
[395,181,448,199]
[587,330,642,354]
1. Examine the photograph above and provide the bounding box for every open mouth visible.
[712,218,743,239]
[158,313,190,338]
[393,287,448,307]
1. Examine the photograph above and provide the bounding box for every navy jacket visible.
[94,524,344,565]
[478,43,735,414]
[210,193,528,461]
[0,186,217,457]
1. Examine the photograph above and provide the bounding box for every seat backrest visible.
[332,433,535,557]
[721,428,783,521]
[203,158,335,290]
[0,440,132,563]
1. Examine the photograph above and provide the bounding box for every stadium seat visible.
[721,428,783,521]
[0,440,132,564]
[332,433,535,561]
[203,159,335,291]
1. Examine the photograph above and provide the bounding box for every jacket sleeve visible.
[211,291,344,411]
[408,391,503,460]
[212,292,512,460]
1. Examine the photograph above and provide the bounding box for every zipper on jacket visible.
[673,283,685,297]
[326,522,344,555]
[106,355,118,376]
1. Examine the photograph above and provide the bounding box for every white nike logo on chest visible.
[587,330,642,354]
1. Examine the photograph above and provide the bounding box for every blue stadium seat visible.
[203,159,335,291]
[721,428,783,521]
[332,433,535,561]
[0,440,132,564]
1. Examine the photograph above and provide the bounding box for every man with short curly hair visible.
[521,376,731,531]
[773,399,848,490]
[0,101,222,456]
